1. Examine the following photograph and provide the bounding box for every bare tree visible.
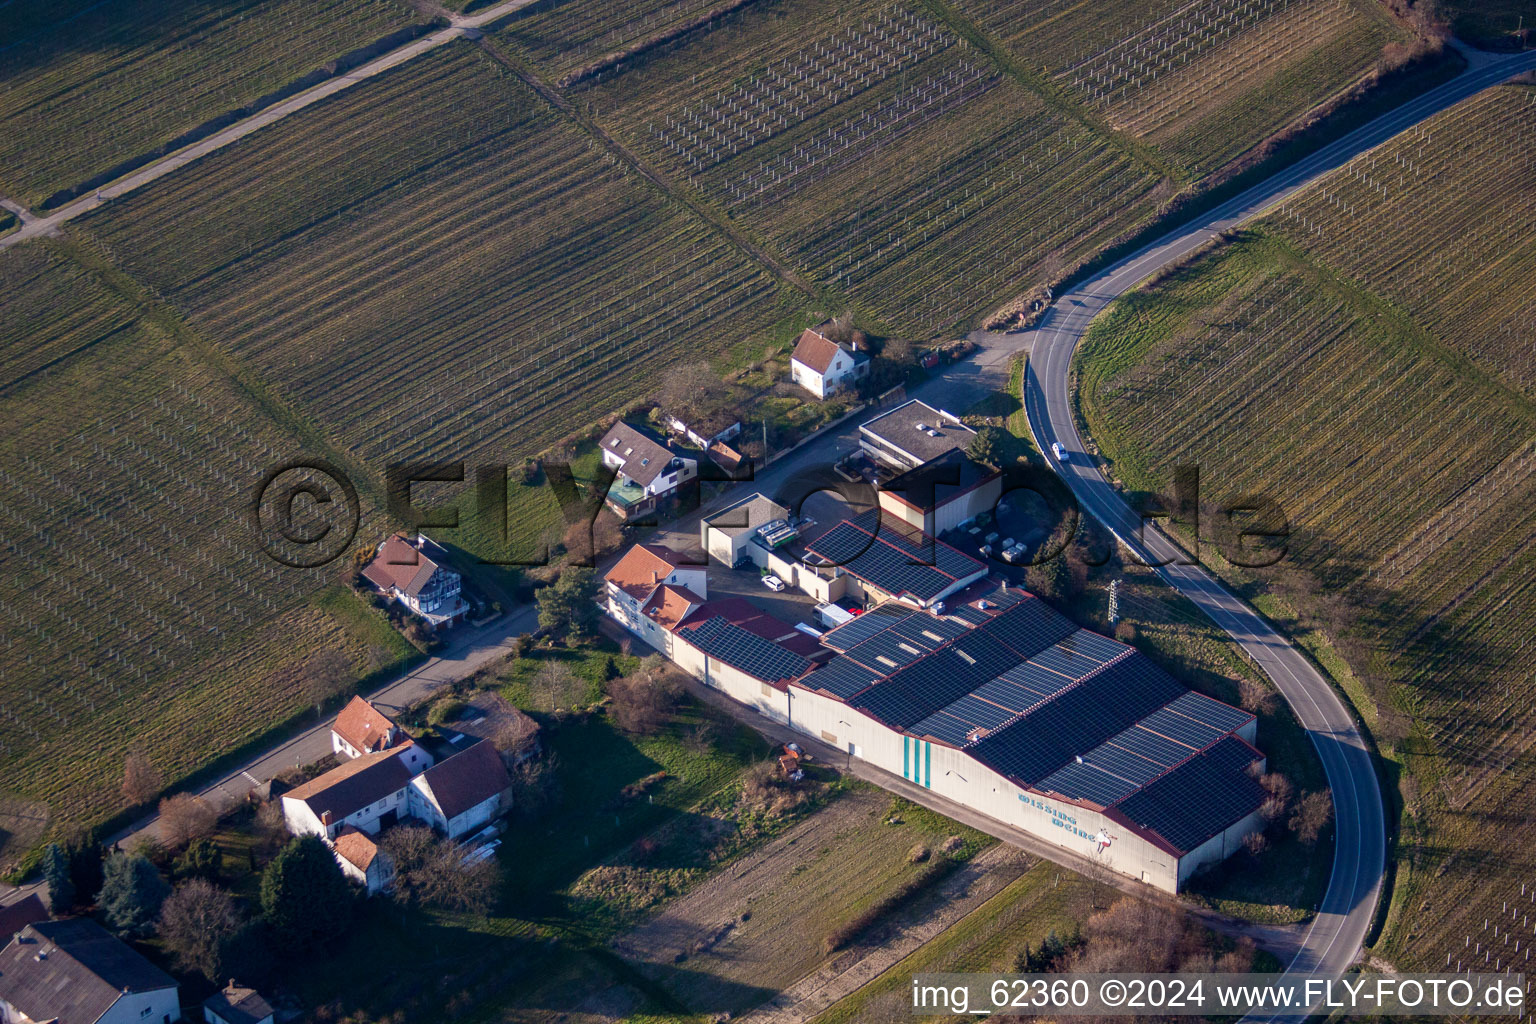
[1258,772,1294,825]
[158,793,218,850]
[380,826,500,914]
[158,878,242,981]
[121,750,162,808]
[608,664,683,735]
[254,799,289,856]
[303,650,354,714]
[492,712,540,763]
[1290,790,1333,845]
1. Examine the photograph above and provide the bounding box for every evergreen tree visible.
[41,843,74,913]
[98,852,170,937]
[66,839,104,907]
[260,835,351,949]
[173,837,224,881]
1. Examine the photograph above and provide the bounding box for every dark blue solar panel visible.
[1164,691,1254,734]
[1030,642,1122,681]
[890,614,968,648]
[1114,724,1199,767]
[686,617,812,683]
[807,515,985,601]
[908,710,976,747]
[951,604,991,625]
[992,662,1078,702]
[1083,742,1166,784]
[936,693,1020,731]
[804,656,881,699]
[1057,629,1129,663]
[1137,705,1225,748]
[969,654,1185,784]
[819,605,913,651]
[972,675,1056,716]
[1110,736,1266,853]
[1038,761,1139,806]
[978,598,1078,658]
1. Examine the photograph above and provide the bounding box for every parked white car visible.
[762,574,787,592]
[1052,442,1068,461]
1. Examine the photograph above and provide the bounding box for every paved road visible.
[1024,45,1536,1018]
[0,0,538,252]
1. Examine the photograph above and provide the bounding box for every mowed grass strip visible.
[80,41,790,473]
[0,0,420,208]
[0,244,414,835]
[1074,87,1536,973]
[582,0,1168,334]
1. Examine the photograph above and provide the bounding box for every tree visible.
[121,750,162,807]
[1258,772,1295,825]
[508,755,562,821]
[608,664,683,735]
[98,852,171,937]
[173,837,224,881]
[1290,790,1333,845]
[379,826,500,914]
[511,633,534,659]
[491,710,540,763]
[158,879,243,981]
[537,568,599,640]
[966,426,1002,468]
[260,835,351,949]
[158,793,218,850]
[302,649,354,715]
[62,833,104,908]
[254,800,289,857]
[532,659,575,709]
[42,843,74,913]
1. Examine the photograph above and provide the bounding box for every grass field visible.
[1075,83,1536,973]
[0,240,415,856]
[565,0,1170,335]
[0,0,421,209]
[953,0,1409,179]
[1443,0,1534,47]
[78,42,792,493]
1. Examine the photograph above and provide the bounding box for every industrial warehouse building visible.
[605,532,1268,892]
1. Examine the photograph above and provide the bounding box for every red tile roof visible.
[643,585,704,631]
[361,534,441,597]
[332,696,398,754]
[333,826,381,872]
[791,328,844,374]
[604,543,681,601]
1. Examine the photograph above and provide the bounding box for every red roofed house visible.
[331,826,395,895]
[407,739,513,840]
[790,326,869,400]
[603,543,708,655]
[360,533,467,629]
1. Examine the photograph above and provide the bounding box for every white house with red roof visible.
[790,326,869,399]
[360,533,467,629]
[331,826,395,896]
[330,696,434,772]
[602,543,707,655]
[406,739,513,839]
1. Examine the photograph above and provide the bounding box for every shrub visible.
[428,698,467,726]
[260,836,351,949]
[821,856,958,952]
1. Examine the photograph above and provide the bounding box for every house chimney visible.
[321,810,333,826]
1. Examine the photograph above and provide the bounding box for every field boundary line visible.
[470,33,822,299]
[0,0,542,253]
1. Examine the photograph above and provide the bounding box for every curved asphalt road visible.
[1024,46,1536,1017]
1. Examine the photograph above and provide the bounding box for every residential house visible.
[790,327,869,400]
[0,919,180,1024]
[331,826,395,896]
[332,695,404,759]
[666,410,742,450]
[440,692,542,767]
[203,981,274,1024]
[599,422,698,521]
[406,740,513,840]
[361,533,468,629]
[602,544,708,655]
[280,745,418,841]
[0,895,46,944]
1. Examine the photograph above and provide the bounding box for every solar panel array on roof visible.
[683,617,813,684]
[803,656,882,699]
[805,512,984,603]
[1111,736,1266,854]
[819,604,912,651]
[969,654,1186,785]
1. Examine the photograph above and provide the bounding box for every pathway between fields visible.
[0,0,539,251]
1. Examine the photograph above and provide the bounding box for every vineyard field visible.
[575,0,1169,334]
[495,0,750,83]
[78,43,791,496]
[0,0,420,209]
[952,0,1408,179]
[0,242,413,853]
[1076,84,1536,977]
